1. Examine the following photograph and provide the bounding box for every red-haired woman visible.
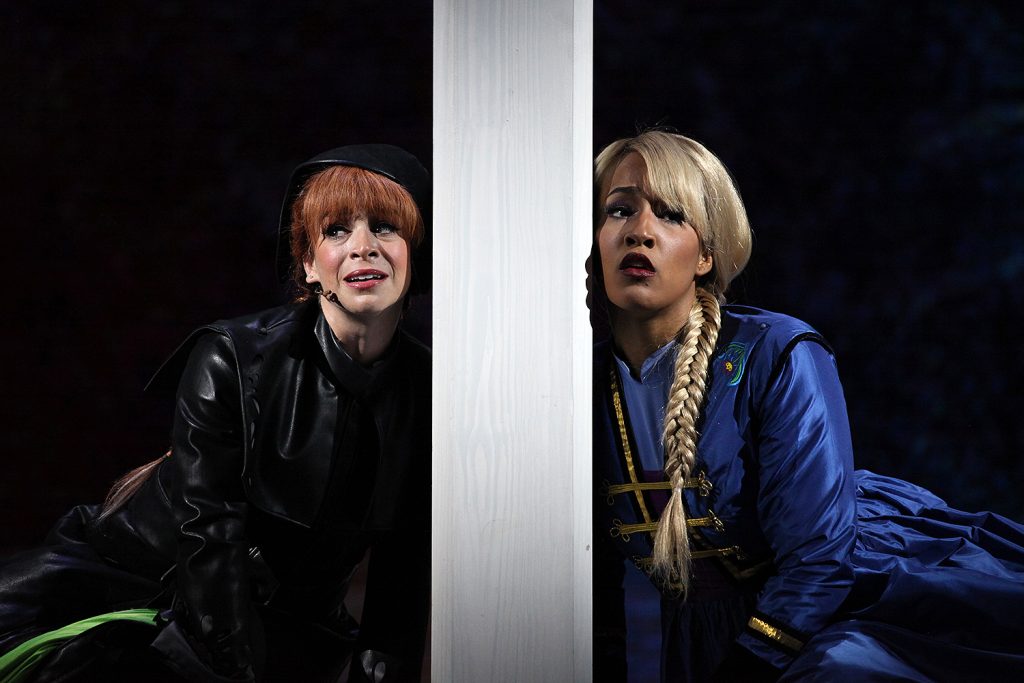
[0,145,431,682]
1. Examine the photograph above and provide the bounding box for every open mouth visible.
[619,252,655,278]
[343,269,388,287]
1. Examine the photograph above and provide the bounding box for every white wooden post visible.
[432,0,593,680]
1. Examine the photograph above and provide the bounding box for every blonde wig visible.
[595,131,752,588]
[654,288,721,587]
[595,131,751,301]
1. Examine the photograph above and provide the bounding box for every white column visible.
[432,0,593,681]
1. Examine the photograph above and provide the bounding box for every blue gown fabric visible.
[593,305,1024,681]
[784,471,1024,681]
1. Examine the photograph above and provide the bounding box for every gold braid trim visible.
[747,616,804,653]
[603,471,712,503]
[611,512,724,541]
[609,369,654,525]
[633,546,744,570]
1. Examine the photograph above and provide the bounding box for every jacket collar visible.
[313,310,401,397]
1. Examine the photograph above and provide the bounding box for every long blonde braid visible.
[651,288,721,589]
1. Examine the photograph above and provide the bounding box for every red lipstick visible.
[619,252,655,279]
[343,268,388,289]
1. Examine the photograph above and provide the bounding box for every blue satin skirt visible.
[781,471,1024,681]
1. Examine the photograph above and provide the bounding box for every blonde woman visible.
[592,130,1024,682]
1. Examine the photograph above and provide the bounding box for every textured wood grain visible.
[432,1,593,680]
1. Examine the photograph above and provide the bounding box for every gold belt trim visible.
[690,546,743,560]
[689,510,725,532]
[610,520,657,540]
[748,616,804,652]
[611,512,724,541]
[604,471,713,504]
[633,545,745,568]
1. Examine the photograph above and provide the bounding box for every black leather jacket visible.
[89,300,430,682]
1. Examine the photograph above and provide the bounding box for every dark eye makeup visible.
[604,204,635,219]
[321,221,401,238]
[604,203,687,225]
[656,209,687,224]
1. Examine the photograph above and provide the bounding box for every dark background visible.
[595,0,1024,520]
[3,0,1022,561]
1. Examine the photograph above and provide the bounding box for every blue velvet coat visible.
[594,305,1024,682]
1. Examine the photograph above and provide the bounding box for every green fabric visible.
[0,608,159,683]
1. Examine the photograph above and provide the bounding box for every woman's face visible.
[597,153,711,326]
[304,215,412,319]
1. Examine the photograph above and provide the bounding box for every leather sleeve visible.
[737,340,856,670]
[349,525,430,683]
[167,332,259,680]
